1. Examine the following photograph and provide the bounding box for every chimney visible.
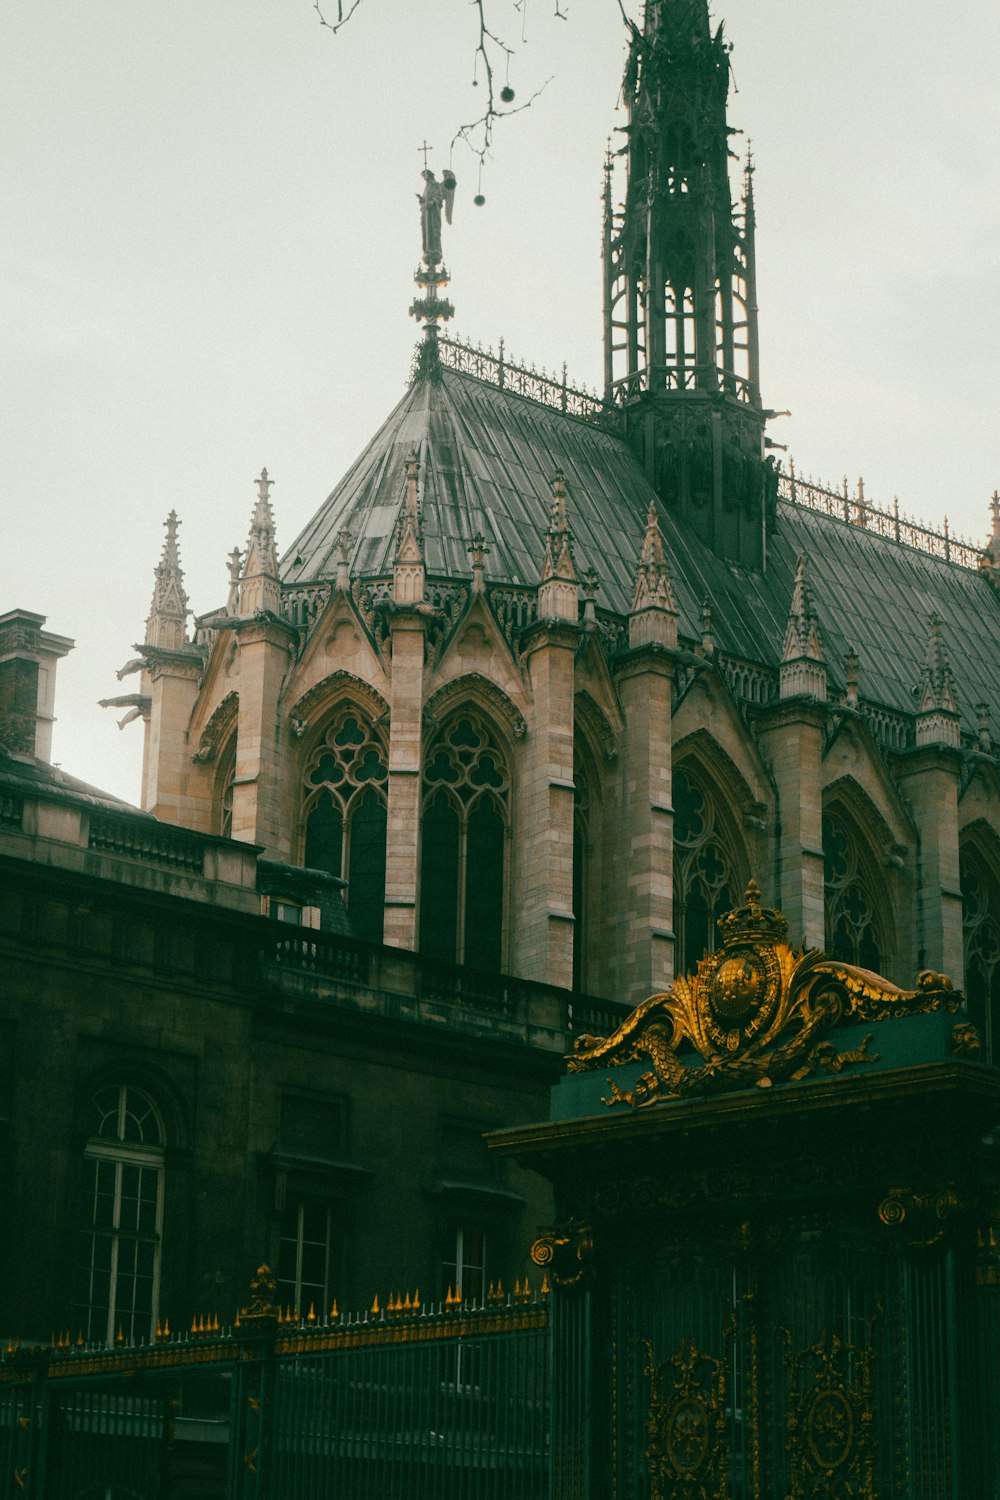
[0,610,74,760]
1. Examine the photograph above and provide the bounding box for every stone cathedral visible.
[120,0,1000,1059]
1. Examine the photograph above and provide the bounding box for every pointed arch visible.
[289,672,389,734]
[299,701,388,944]
[419,706,512,971]
[672,723,771,830]
[424,674,527,742]
[671,755,750,978]
[821,782,898,973]
[960,820,1000,1061]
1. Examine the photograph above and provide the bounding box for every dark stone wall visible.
[0,856,556,1339]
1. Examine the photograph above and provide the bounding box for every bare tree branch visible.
[313,0,365,35]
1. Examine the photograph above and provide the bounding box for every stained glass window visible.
[823,811,883,972]
[218,735,236,839]
[302,708,388,944]
[673,766,743,977]
[962,846,1000,1061]
[420,714,509,969]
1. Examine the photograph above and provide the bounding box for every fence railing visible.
[438,336,617,429]
[88,810,206,874]
[0,1273,552,1500]
[779,461,982,570]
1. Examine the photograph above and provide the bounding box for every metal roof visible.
[281,364,1000,740]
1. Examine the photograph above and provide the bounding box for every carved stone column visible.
[230,616,297,857]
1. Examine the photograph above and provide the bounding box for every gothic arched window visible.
[302,708,388,944]
[420,713,510,971]
[823,810,884,972]
[961,844,1000,1061]
[77,1084,165,1346]
[572,756,592,993]
[673,765,743,977]
[217,734,236,839]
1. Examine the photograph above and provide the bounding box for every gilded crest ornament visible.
[641,1336,731,1500]
[783,1321,880,1500]
[569,881,961,1107]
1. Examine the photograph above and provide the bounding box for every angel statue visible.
[418,169,456,264]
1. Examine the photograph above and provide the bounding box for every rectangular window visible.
[442,1223,486,1303]
[77,1147,163,1344]
[276,1199,334,1317]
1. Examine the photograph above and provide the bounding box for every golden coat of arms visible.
[569,882,964,1109]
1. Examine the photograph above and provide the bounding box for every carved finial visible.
[239,470,280,617]
[468,532,490,593]
[145,510,190,648]
[226,547,242,615]
[335,527,353,593]
[700,598,715,658]
[918,614,959,719]
[989,491,1000,555]
[976,701,992,754]
[628,500,677,648]
[541,470,577,584]
[393,450,426,604]
[844,648,859,709]
[538,470,579,622]
[780,556,826,700]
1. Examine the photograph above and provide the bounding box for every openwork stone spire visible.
[393,451,426,604]
[538,470,578,621]
[916,613,960,747]
[629,501,678,649]
[239,469,281,617]
[780,556,826,700]
[980,491,1000,594]
[145,510,190,649]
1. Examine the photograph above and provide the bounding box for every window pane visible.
[420,794,460,962]
[464,799,504,970]
[348,787,387,943]
[305,791,343,878]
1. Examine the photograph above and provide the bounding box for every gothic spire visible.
[239,469,281,617]
[629,501,678,648]
[604,0,771,570]
[918,615,959,715]
[780,556,826,700]
[393,450,426,605]
[538,471,579,621]
[145,510,190,649]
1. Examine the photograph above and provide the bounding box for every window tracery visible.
[673,765,743,977]
[302,708,388,944]
[420,712,510,970]
[822,810,883,972]
[961,844,1000,1061]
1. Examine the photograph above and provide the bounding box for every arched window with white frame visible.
[419,712,510,971]
[76,1084,165,1346]
[301,706,388,944]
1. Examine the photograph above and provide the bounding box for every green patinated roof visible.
[282,363,1000,741]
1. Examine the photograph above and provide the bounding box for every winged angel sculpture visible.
[569,882,967,1109]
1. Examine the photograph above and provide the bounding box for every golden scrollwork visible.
[877,1185,961,1247]
[783,1321,879,1500]
[569,880,961,1108]
[529,1218,594,1287]
[642,1335,731,1500]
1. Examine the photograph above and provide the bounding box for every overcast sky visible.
[5,1,998,804]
